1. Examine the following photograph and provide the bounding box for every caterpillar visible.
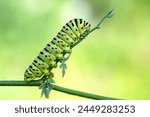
[24,19,91,81]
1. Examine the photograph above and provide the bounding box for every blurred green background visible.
[0,0,150,99]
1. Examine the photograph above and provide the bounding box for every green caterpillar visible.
[24,19,91,81]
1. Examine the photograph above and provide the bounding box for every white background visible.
[0,100,149,117]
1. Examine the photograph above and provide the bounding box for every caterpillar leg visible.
[48,72,54,79]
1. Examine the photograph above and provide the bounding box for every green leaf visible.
[47,78,55,84]
[60,62,67,77]
[106,9,115,18]
[60,54,71,77]
[62,64,66,77]
[39,78,55,98]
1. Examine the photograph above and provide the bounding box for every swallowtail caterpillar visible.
[24,10,114,82]
[24,19,90,81]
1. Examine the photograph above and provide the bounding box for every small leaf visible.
[62,66,66,77]
[63,63,67,69]
[44,89,50,98]
[39,81,45,90]
[39,78,55,98]
[47,78,55,84]
[61,62,67,77]
[106,9,115,18]
[60,63,63,68]
[59,53,71,77]
[60,61,67,77]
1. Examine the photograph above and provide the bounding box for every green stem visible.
[88,9,114,35]
[71,9,114,49]
[0,80,121,100]
[52,85,121,100]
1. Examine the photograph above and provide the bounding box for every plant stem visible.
[70,9,114,49]
[88,9,113,35]
[0,80,121,100]
[52,85,121,100]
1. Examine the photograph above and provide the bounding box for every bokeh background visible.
[0,0,150,99]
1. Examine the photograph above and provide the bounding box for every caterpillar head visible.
[83,21,91,33]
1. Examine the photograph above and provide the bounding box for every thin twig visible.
[88,9,114,35]
[71,9,114,49]
[0,80,121,100]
